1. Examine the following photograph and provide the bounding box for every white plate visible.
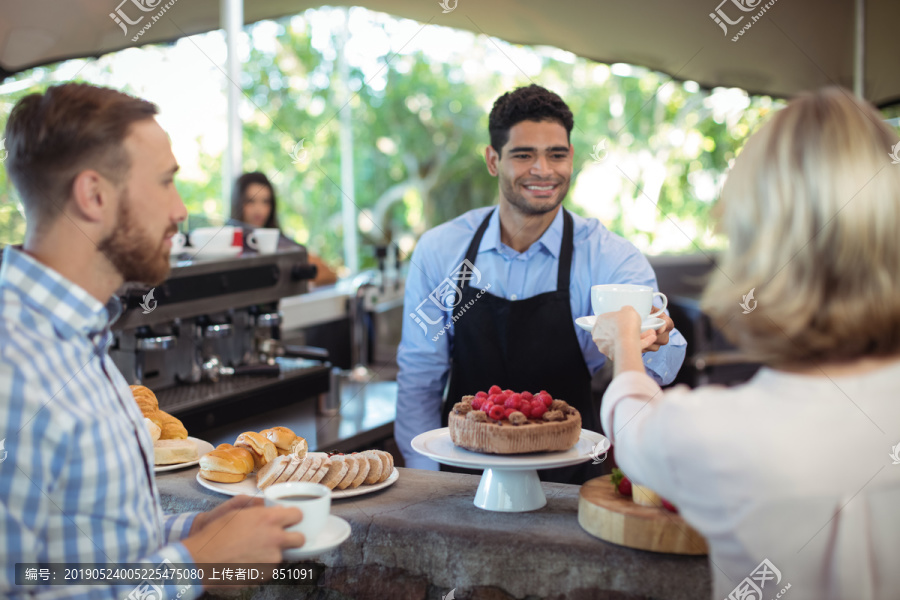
[179,246,242,260]
[283,515,351,560]
[155,437,214,472]
[411,428,609,472]
[575,315,665,334]
[195,467,400,499]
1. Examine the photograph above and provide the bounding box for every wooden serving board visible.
[578,475,708,555]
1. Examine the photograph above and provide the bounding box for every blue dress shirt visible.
[396,207,687,470]
[0,246,200,600]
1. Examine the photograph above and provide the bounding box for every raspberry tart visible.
[448,386,582,454]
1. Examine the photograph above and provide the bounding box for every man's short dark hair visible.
[4,83,157,229]
[488,84,574,155]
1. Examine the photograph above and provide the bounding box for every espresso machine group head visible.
[110,248,317,393]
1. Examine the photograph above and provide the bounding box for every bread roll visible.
[235,432,277,470]
[154,439,198,465]
[212,444,255,473]
[130,385,164,429]
[144,418,161,442]
[257,455,292,489]
[158,412,188,440]
[260,426,307,457]
[320,457,350,490]
[289,437,308,458]
[199,445,254,482]
[130,385,159,412]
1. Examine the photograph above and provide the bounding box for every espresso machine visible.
[110,248,331,432]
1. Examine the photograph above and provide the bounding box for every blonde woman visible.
[591,87,900,599]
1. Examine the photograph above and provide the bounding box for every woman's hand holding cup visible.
[591,306,653,361]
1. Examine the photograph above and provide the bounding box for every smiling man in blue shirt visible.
[396,84,687,483]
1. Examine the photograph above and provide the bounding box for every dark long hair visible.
[231,171,279,228]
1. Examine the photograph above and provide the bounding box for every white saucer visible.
[575,315,665,334]
[282,514,351,560]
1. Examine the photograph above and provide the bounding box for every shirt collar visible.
[477,206,564,258]
[0,246,119,343]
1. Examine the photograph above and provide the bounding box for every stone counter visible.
[157,467,711,600]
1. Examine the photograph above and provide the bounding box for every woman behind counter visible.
[592,87,900,600]
[231,171,338,286]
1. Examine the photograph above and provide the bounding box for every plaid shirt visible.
[0,246,200,600]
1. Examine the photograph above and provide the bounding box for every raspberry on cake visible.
[449,387,582,454]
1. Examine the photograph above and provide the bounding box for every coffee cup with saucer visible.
[263,481,351,559]
[575,284,668,334]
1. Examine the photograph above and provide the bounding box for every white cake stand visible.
[411,428,609,512]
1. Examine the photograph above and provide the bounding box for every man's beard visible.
[97,192,173,286]
[499,174,570,216]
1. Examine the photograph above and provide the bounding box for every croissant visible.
[159,412,188,440]
[129,385,187,440]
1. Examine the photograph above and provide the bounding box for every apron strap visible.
[460,209,495,292]
[557,209,574,292]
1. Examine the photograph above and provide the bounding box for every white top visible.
[601,364,900,600]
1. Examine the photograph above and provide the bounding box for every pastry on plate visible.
[199,444,255,482]
[235,431,277,471]
[154,439,198,465]
[144,417,161,442]
[260,426,308,458]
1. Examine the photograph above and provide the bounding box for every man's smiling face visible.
[488,119,573,216]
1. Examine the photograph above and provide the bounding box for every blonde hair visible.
[702,87,900,365]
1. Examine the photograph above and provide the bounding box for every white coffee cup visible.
[263,481,331,544]
[189,226,234,250]
[591,284,668,321]
[247,228,280,254]
[169,232,186,254]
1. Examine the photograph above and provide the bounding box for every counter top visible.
[157,466,711,600]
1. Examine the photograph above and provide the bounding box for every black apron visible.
[441,208,602,485]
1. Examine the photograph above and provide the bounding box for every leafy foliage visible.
[0,9,813,269]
